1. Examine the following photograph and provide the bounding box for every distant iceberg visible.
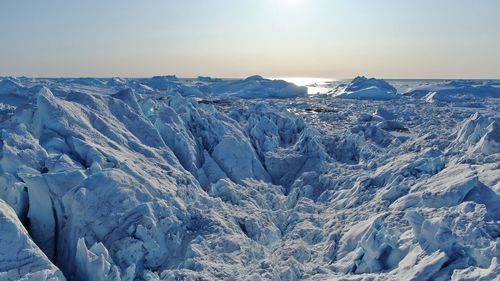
[211,75,308,99]
[105,75,309,99]
[405,80,500,102]
[330,76,398,100]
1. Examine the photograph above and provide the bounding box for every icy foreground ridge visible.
[330,76,398,100]
[0,199,66,280]
[0,77,499,280]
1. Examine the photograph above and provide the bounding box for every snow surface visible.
[0,76,499,280]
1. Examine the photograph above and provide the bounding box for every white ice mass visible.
[0,76,498,280]
[329,76,399,100]
[404,80,500,103]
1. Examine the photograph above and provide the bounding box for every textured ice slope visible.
[0,199,66,280]
[0,77,498,280]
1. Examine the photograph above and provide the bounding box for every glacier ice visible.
[0,199,66,280]
[0,76,498,280]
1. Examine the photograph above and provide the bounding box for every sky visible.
[0,0,499,79]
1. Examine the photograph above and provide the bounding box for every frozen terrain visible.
[0,76,499,280]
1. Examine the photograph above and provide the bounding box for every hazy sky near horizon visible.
[1,0,499,78]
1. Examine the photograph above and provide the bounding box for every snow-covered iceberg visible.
[330,76,398,100]
[211,75,308,99]
[405,80,500,102]
[97,75,308,99]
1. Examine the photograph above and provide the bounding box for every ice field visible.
[0,75,498,280]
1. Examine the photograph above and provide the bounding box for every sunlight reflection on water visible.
[273,77,338,94]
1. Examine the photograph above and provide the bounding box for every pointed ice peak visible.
[37,86,55,100]
[112,88,142,113]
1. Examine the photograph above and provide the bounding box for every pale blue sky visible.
[0,0,499,78]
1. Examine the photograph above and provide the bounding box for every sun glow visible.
[275,0,305,6]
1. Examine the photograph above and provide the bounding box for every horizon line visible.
[2,75,500,81]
